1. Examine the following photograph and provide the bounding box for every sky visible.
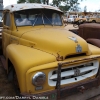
[79,0,100,12]
[3,0,100,12]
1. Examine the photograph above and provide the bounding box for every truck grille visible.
[48,60,99,86]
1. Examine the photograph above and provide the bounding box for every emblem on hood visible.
[76,44,82,53]
[68,36,78,43]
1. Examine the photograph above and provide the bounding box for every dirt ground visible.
[0,60,16,98]
[0,24,100,100]
[65,23,78,30]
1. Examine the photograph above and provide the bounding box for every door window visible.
[4,12,10,26]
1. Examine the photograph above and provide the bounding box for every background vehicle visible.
[73,15,87,28]
[74,15,87,22]
[1,3,100,100]
[78,23,100,40]
[88,14,100,23]
[67,15,78,23]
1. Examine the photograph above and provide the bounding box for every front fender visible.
[6,44,56,92]
[87,38,100,48]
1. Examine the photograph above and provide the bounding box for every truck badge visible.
[74,68,80,76]
[68,36,78,43]
[76,44,82,53]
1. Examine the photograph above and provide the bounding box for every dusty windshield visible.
[14,9,62,26]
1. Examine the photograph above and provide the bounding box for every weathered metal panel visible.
[78,23,100,40]
[4,3,63,13]
[62,86,100,100]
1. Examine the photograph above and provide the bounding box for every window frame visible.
[3,11,11,29]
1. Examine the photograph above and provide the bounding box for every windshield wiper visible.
[33,14,40,26]
[33,13,53,26]
[42,13,45,25]
[42,13,53,26]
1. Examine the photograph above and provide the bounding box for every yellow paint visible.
[3,6,100,95]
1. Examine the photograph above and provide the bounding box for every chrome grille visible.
[48,60,99,86]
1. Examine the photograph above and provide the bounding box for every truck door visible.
[2,11,11,57]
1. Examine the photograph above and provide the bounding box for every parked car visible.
[1,3,100,100]
[77,23,100,52]
[78,23,100,40]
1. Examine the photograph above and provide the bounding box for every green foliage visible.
[53,0,80,11]
[17,0,42,3]
[17,0,26,3]
[59,5,70,11]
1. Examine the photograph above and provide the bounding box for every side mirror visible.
[63,19,68,26]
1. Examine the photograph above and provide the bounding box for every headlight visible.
[32,72,46,86]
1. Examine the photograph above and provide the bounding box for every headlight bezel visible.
[32,72,46,86]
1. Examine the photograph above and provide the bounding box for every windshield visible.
[14,9,62,26]
[69,15,73,18]
[69,15,78,18]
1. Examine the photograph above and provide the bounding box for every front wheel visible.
[8,66,20,95]
[92,20,96,23]
[13,70,20,95]
[73,21,79,28]
[73,24,78,28]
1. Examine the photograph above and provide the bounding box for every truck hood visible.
[20,27,89,59]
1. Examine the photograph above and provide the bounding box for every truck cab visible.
[67,15,78,23]
[2,3,100,99]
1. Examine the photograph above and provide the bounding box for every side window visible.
[4,12,10,26]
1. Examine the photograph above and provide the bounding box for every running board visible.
[0,55,7,70]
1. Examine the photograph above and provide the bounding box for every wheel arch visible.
[92,20,96,23]
[7,58,16,81]
[8,58,13,71]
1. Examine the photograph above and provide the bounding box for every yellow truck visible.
[74,15,87,22]
[88,15,100,23]
[1,3,100,100]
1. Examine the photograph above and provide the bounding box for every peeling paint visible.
[4,3,63,13]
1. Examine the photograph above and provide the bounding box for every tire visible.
[73,21,79,28]
[92,20,96,23]
[13,71,20,95]
[78,19,85,24]
[8,66,20,96]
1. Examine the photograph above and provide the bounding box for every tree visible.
[59,5,70,12]
[84,6,87,12]
[83,6,87,15]
[17,0,47,4]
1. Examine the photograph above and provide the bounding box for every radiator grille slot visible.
[65,53,86,59]
[48,60,99,86]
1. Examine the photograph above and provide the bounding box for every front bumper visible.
[21,56,100,100]
[21,75,100,100]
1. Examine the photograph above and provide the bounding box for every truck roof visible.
[4,3,63,13]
